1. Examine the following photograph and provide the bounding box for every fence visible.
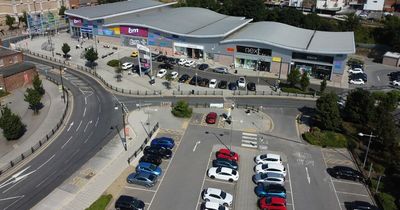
[127,122,159,164]
[0,76,69,175]
[173,90,223,96]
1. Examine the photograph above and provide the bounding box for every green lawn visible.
[86,194,113,210]
[302,129,349,148]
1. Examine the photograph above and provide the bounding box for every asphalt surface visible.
[0,56,121,209]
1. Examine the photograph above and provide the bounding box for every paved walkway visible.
[0,78,66,170]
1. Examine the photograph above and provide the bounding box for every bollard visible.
[21,154,24,160]
[122,89,124,93]
[31,147,34,153]
[129,90,131,94]
[39,140,42,146]
[10,161,14,167]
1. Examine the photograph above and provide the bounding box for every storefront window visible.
[235,58,256,69]
[294,62,332,80]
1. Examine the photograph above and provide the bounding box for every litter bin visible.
[191,90,195,94]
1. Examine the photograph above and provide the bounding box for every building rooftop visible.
[103,7,252,38]
[221,22,356,54]
[0,62,36,77]
[65,0,177,20]
[384,51,400,59]
[0,46,19,58]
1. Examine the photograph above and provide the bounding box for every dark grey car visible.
[127,172,158,188]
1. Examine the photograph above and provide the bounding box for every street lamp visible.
[59,67,66,103]
[115,102,127,151]
[358,132,377,168]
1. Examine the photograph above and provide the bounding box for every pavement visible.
[0,77,66,170]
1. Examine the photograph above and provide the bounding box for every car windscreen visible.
[220,191,226,199]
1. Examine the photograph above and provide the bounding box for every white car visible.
[255,154,282,165]
[201,202,228,210]
[121,62,133,70]
[207,167,239,182]
[237,77,246,88]
[209,79,217,88]
[202,188,233,206]
[184,60,196,67]
[156,69,167,78]
[252,172,285,186]
[349,78,365,85]
[348,68,364,74]
[178,58,187,65]
[170,71,179,79]
[255,163,287,177]
[391,80,400,86]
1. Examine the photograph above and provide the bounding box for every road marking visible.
[98,105,101,113]
[124,186,156,192]
[2,195,24,210]
[193,141,201,152]
[61,136,73,149]
[84,131,94,144]
[305,167,311,184]
[0,166,36,191]
[321,149,342,210]
[35,171,56,188]
[95,117,99,127]
[96,94,100,103]
[205,178,236,185]
[242,132,257,136]
[287,163,295,210]
[76,120,82,131]
[336,191,369,197]
[332,179,364,186]
[377,75,380,81]
[67,122,74,132]
[0,195,24,201]
[37,154,55,170]
[84,97,87,105]
[195,150,213,209]
[2,176,28,193]
[83,107,86,117]
[83,120,93,133]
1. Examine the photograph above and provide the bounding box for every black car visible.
[329,166,364,182]
[143,146,172,159]
[151,53,159,61]
[218,80,228,89]
[166,57,177,65]
[156,55,167,62]
[159,63,174,70]
[189,76,202,85]
[115,195,145,210]
[344,201,379,210]
[198,63,209,71]
[199,78,210,87]
[349,73,367,82]
[388,71,400,81]
[178,74,190,83]
[212,158,238,170]
[139,154,162,166]
[228,82,238,90]
[247,82,256,91]
[350,63,364,69]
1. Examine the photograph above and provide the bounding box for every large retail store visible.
[65,0,355,82]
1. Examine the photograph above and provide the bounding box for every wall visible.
[3,67,37,92]
[382,56,399,67]
[0,0,63,20]
[0,51,23,68]
[364,0,385,10]
[316,0,346,10]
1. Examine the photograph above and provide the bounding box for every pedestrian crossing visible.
[241,132,258,148]
[62,72,94,95]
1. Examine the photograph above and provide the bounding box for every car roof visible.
[271,196,286,203]
[263,163,284,170]
[264,153,281,159]
[220,167,233,173]
[153,137,173,141]
[206,187,222,195]
[117,195,135,202]
[204,201,221,209]
[207,112,217,116]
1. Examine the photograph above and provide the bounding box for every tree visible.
[320,78,327,93]
[18,11,28,28]
[373,99,399,149]
[316,92,342,130]
[342,13,360,31]
[61,43,71,59]
[5,15,15,30]
[300,72,310,91]
[85,48,98,68]
[343,88,375,124]
[171,100,192,118]
[228,0,266,21]
[58,5,67,16]
[287,68,301,87]
[381,16,400,51]
[32,75,45,95]
[0,107,25,140]
[24,88,42,114]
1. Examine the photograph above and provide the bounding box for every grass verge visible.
[85,194,113,210]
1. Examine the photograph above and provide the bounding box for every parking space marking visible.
[287,163,295,210]
[336,191,370,197]
[331,180,364,186]
[124,186,157,192]
[321,149,342,210]
[195,149,214,209]
[204,178,236,185]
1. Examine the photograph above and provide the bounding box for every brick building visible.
[0,45,37,92]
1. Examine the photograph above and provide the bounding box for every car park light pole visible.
[115,102,127,151]
[358,132,377,168]
[59,67,66,103]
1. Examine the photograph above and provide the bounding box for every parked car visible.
[344,201,379,210]
[156,69,167,78]
[247,82,256,91]
[255,183,286,198]
[139,154,162,166]
[237,77,246,88]
[198,63,209,70]
[255,154,282,165]
[216,148,239,162]
[157,55,167,62]
[115,195,145,210]
[258,196,287,210]
[212,158,238,170]
[255,163,287,176]
[185,60,196,67]
[350,63,363,69]
[122,62,133,70]
[202,188,233,206]
[392,80,400,86]
[328,166,364,182]
[199,78,210,87]
[348,68,364,74]
[151,137,175,149]
[388,71,400,81]
[189,75,202,85]
[209,79,217,88]
[131,51,138,57]
[166,57,177,65]
[349,78,365,85]
[178,58,187,65]
[253,172,285,185]
[178,74,190,83]
[169,71,179,79]
[349,73,367,82]
[228,82,237,90]
[158,63,174,70]
[200,202,228,210]
[206,112,218,124]
[143,146,172,159]
[151,53,159,61]
[218,80,228,89]
[136,162,162,176]
[127,172,157,187]
[214,67,228,74]
[207,167,239,182]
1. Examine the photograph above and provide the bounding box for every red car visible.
[258,196,287,210]
[205,112,217,124]
[216,148,239,162]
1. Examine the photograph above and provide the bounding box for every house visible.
[382,51,400,67]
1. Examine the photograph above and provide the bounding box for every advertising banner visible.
[120,26,148,37]
[121,36,148,47]
[70,17,83,26]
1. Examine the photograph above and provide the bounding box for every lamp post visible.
[115,102,127,151]
[358,132,377,169]
[59,67,66,103]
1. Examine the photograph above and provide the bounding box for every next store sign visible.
[120,26,148,37]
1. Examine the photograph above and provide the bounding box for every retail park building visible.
[65,0,355,83]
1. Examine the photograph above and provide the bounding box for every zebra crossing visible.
[62,72,94,95]
[241,132,258,148]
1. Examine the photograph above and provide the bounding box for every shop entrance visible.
[174,43,204,59]
[294,62,332,80]
[235,58,271,72]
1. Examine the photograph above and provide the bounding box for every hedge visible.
[107,59,121,67]
[302,129,348,148]
[86,194,113,210]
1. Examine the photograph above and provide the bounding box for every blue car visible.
[212,158,239,170]
[136,162,162,176]
[151,137,175,149]
[254,183,286,198]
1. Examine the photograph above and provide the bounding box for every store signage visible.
[72,18,82,26]
[226,47,235,52]
[236,45,271,56]
[120,26,148,37]
[292,52,334,64]
[306,56,318,60]
[122,36,147,47]
[272,57,282,62]
[174,42,204,50]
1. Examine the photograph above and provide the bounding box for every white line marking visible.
[96,94,100,102]
[305,167,311,184]
[61,136,73,149]
[0,195,24,201]
[195,150,214,209]
[377,75,380,81]
[83,107,86,117]
[242,132,257,136]
[35,171,56,188]
[67,122,74,132]
[3,195,24,210]
[241,143,258,148]
[287,163,295,210]
[84,97,87,105]
[242,136,258,140]
[124,186,156,192]
[336,191,370,197]
[205,178,236,185]
[37,154,55,170]
[193,141,201,152]
[76,120,82,131]
[83,120,93,133]
[84,131,94,144]
[98,105,101,113]
[2,177,26,193]
[95,117,99,127]
[332,180,364,186]
[321,150,342,210]
[241,139,257,144]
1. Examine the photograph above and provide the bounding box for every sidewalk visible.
[0,78,66,170]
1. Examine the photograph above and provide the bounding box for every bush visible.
[107,59,121,67]
[281,86,312,95]
[376,192,397,210]
[0,90,8,98]
[303,129,348,147]
[86,194,112,210]
[171,100,192,118]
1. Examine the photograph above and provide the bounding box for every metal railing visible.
[173,90,223,96]
[127,122,159,164]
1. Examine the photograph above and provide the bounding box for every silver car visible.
[127,172,158,188]
[213,67,228,74]
[253,172,285,186]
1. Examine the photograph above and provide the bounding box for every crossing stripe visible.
[241,143,258,148]
[242,132,257,137]
[242,139,257,144]
[242,135,257,140]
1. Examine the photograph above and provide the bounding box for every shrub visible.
[303,130,348,148]
[376,192,397,210]
[86,194,112,210]
[107,59,120,67]
[0,90,8,98]
[171,100,192,118]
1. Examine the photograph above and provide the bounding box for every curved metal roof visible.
[103,7,252,38]
[221,22,355,54]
